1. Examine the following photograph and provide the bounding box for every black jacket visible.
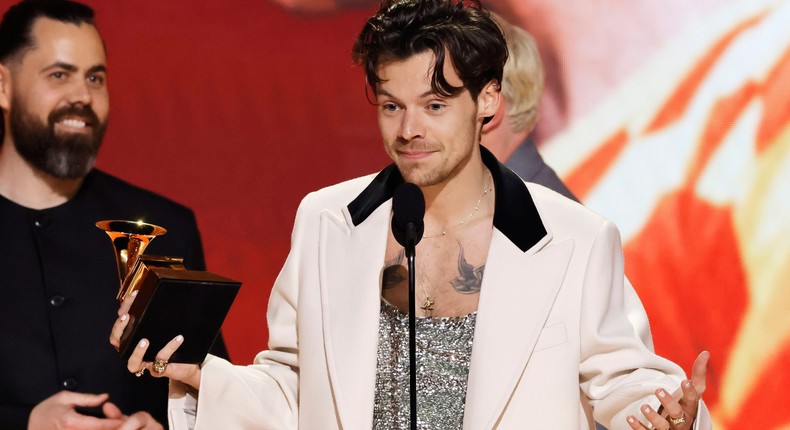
[0,169,228,428]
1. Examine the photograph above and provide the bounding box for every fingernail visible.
[175,335,184,342]
[120,313,128,322]
[643,405,652,413]
[658,389,666,398]
[627,416,635,424]
[138,339,147,348]
[131,290,138,297]
[684,380,692,388]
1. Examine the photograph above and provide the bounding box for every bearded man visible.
[0,1,226,429]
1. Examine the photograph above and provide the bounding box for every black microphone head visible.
[391,182,425,248]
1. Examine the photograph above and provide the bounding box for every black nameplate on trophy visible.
[118,266,241,363]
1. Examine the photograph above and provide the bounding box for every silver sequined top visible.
[373,300,477,430]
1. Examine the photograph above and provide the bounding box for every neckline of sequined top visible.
[380,299,478,321]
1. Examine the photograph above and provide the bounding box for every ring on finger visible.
[134,366,146,377]
[152,359,169,375]
[668,412,687,426]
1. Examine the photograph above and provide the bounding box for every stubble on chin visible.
[395,162,445,187]
[388,145,443,187]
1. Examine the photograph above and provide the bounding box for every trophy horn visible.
[96,220,167,300]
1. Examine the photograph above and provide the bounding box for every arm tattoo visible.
[382,250,406,290]
[450,242,484,294]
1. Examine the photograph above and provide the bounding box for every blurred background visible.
[3,0,787,428]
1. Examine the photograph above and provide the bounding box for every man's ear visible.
[482,93,506,134]
[478,79,501,129]
[0,64,11,111]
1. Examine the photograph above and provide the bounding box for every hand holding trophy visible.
[99,220,241,366]
[112,289,203,390]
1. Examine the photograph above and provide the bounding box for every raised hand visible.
[626,351,710,430]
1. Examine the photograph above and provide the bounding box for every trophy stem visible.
[96,220,167,300]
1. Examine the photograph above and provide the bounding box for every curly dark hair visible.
[352,0,507,101]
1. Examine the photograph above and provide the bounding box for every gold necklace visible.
[422,172,493,239]
[420,292,435,317]
[419,172,492,316]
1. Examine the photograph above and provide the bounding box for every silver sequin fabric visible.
[373,300,477,430]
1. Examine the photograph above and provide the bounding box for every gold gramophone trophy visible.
[96,220,174,301]
[97,219,241,363]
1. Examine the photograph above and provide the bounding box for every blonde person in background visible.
[481,11,575,200]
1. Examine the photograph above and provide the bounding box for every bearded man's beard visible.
[10,101,107,180]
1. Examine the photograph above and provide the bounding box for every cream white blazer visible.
[169,148,711,430]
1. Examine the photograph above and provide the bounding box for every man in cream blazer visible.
[159,147,710,429]
[114,0,711,428]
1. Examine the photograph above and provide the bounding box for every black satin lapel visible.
[347,164,403,227]
[481,146,548,252]
[346,147,547,252]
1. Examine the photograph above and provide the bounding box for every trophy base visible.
[118,264,241,363]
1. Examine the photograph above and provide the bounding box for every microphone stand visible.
[405,222,418,430]
[391,182,424,430]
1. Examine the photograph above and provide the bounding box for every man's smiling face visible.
[5,17,108,179]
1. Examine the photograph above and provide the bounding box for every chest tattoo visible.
[450,243,485,294]
[382,243,485,294]
[382,250,406,290]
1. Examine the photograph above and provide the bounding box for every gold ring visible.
[134,366,146,377]
[668,413,687,426]
[152,359,168,375]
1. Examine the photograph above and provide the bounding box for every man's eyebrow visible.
[40,62,107,75]
[376,88,443,99]
[87,65,107,74]
[41,61,78,73]
[376,88,394,99]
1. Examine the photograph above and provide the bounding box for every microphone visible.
[391,183,425,250]
[391,182,425,430]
